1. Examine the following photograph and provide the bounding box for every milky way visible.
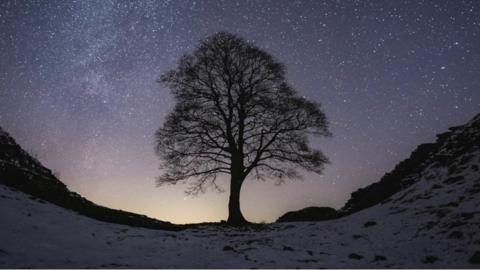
[1,0,479,223]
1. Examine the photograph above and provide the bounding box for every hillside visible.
[0,127,179,231]
[342,114,479,213]
[0,113,479,267]
[279,113,480,222]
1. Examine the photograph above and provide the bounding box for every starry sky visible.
[1,0,479,224]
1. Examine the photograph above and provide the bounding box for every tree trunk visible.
[227,174,247,225]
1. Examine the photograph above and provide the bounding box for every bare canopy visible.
[155,32,330,225]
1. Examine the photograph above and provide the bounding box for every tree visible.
[155,32,331,225]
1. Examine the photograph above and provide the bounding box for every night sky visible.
[1,0,479,224]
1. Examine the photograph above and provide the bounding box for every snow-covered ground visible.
[1,116,479,268]
[1,149,478,268]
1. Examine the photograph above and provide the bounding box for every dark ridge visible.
[341,113,480,214]
[276,206,340,223]
[0,126,182,231]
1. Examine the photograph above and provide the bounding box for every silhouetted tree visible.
[155,32,330,225]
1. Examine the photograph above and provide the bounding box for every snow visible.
[0,116,479,268]
[0,146,478,268]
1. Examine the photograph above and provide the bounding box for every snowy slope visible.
[0,114,479,268]
[0,126,178,231]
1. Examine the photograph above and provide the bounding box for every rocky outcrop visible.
[277,206,340,222]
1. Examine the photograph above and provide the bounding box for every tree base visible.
[226,215,249,226]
